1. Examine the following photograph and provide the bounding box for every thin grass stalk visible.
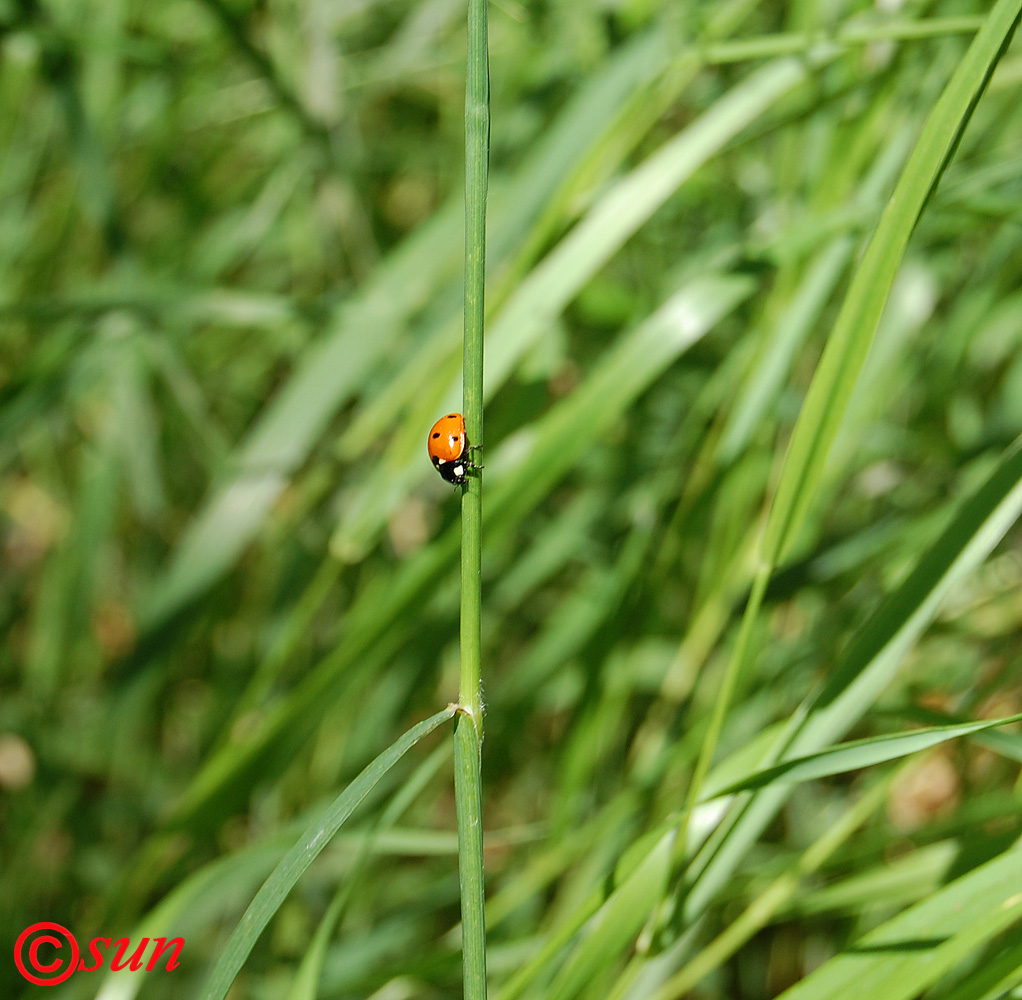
[674,564,769,868]
[455,0,489,995]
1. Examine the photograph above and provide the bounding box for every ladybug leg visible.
[465,444,484,472]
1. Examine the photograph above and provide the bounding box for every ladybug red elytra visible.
[427,413,481,486]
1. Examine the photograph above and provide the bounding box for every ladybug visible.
[427,413,481,486]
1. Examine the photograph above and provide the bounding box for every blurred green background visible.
[2,0,1022,997]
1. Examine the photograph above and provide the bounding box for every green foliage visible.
[201,705,456,1000]
[2,0,1022,999]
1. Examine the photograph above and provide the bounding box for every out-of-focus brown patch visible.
[970,691,1022,782]
[382,174,436,230]
[388,496,435,557]
[0,733,36,790]
[3,479,68,569]
[92,599,137,658]
[887,749,960,832]
[33,828,72,871]
[977,691,1022,720]
[917,691,953,714]
[231,710,264,744]
[767,925,803,995]
[548,359,580,397]
[219,815,251,853]
[772,601,807,641]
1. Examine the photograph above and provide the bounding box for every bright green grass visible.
[2,1,1022,999]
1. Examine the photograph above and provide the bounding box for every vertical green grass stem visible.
[456,0,489,995]
[461,0,488,724]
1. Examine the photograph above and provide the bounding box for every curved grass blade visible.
[281,744,450,1000]
[683,432,1022,923]
[92,839,289,1000]
[704,713,1022,801]
[546,830,676,1000]
[761,0,1022,567]
[143,204,462,628]
[682,0,1022,858]
[774,846,1022,1000]
[199,704,456,1000]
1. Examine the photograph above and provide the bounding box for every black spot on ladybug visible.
[432,432,440,439]
[448,414,456,418]
[432,455,440,466]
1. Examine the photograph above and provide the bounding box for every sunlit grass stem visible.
[455,0,489,995]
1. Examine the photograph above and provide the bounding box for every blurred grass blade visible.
[199,705,456,1000]
[144,204,462,627]
[934,928,1022,1000]
[94,840,289,1000]
[546,830,675,1000]
[483,54,821,401]
[761,0,1022,567]
[774,846,1022,1000]
[684,433,1022,922]
[488,28,669,272]
[716,236,854,463]
[683,0,1022,859]
[283,887,347,1000]
[704,712,1022,800]
[781,841,959,921]
[488,273,757,529]
[647,779,890,1000]
[281,744,450,1000]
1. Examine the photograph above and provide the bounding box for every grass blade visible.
[684,433,1022,922]
[705,713,1022,800]
[762,0,1022,566]
[774,846,1022,1000]
[547,830,676,1000]
[144,204,462,627]
[682,0,1022,854]
[199,705,456,1000]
